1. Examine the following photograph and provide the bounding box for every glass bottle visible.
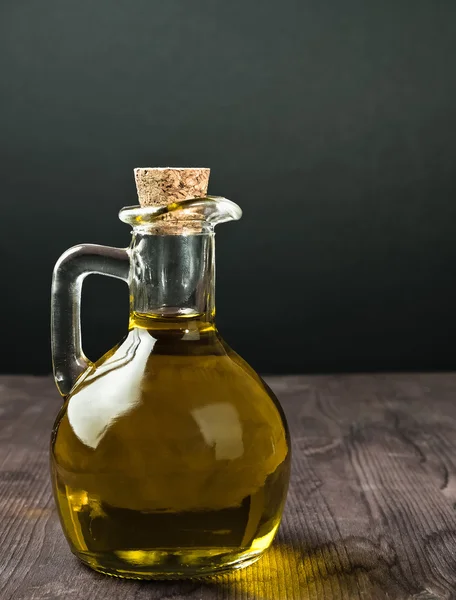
[50,168,290,579]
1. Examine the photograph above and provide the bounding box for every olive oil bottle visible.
[50,168,290,579]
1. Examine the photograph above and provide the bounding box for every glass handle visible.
[51,244,130,397]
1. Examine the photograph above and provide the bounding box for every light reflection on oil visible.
[67,329,155,448]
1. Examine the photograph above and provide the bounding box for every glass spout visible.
[119,196,242,233]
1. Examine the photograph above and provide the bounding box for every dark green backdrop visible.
[1,0,456,374]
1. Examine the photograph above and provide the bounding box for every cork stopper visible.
[133,168,210,233]
[134,167,210,207]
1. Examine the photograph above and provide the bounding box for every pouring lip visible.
[118,196,242,229]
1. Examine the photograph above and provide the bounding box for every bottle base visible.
[75,547,264,580]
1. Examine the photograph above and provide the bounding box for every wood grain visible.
[1,374,456,599]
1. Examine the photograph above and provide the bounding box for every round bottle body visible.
[51,319,290,579]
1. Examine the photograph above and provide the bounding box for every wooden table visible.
[1,374,456,600]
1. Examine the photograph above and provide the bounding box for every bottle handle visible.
[51,244,130,397]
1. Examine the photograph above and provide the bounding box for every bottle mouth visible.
[119,196,242,233]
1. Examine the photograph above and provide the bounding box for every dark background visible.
[1,0,456,375]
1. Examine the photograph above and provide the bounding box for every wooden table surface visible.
[1,374,456,600]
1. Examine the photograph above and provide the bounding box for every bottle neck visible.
[128,231,215,328]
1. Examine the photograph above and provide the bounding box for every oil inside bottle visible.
[51,313,290,579]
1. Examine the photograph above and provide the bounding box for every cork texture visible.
[134,168,210,207]
[134,168,210,233]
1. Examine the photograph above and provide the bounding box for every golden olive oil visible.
[51,314,290,579]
